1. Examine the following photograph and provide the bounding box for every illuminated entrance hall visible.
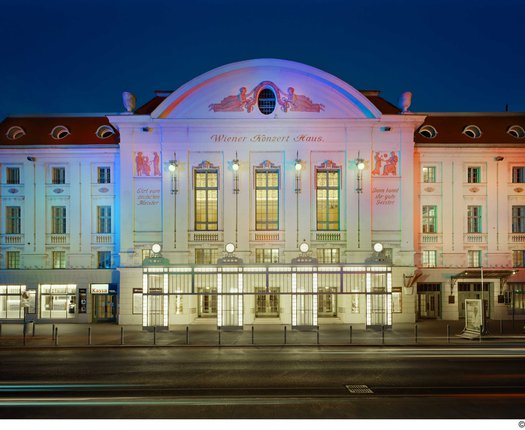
[2,58,525,328]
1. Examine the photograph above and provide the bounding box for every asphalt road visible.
[1,346,525,419]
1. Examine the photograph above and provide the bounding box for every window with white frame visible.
[467,206,482,233]
[51,206,67,234]
[422,250,437,268]
[255,169,280,231]
[422,205,437,233]
[512,166,525,183]
[97,251,111,269]
[422,166,436,183]
[39,284,76,319]
[255,248,279,263]
[467,166,481,183]
[52,251,66,269]
[194,168,218,231]
[468,250,482,267]
[6,167,20,184]
[6,206,21,234]
[317,248,340,263]
[512,206,525,233]
[6,251,20,269]
[97,206,111,234]
[0,285,26,319]
[195,248,218,264]
[97,166,111,184]
[51,167,66,184]
[316,169,340,230]
[513,250,525,268]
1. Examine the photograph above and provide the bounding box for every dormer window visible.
[96,125,116,139]
[507,125,525,139]
[462,125,482,139]
[418,125,438,139]
[6,126,25,140]
[50,125,70,140]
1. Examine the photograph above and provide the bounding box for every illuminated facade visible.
[1,59,525,328]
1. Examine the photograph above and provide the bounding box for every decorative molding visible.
[53,188,64,194]
[514,187,524,193]
[195,160,218,169]
[317,160,340,169]
[98,187,109,193]
[209,81,325,113]
[468,187,479,193]
[257,160,277,169]
[423,187,434,192]
[7,188,19,194]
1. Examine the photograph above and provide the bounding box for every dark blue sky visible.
[1,0,524,119]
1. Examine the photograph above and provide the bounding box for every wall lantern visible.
[168,159,178,194]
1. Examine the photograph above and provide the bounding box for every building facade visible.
[1,59,524,328]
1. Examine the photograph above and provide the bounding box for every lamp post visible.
[355,153,365,248]
[232,153,240,247]
[295,152,302,248]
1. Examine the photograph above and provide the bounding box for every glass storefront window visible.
[40,284,77,319]
[0,285,26,319]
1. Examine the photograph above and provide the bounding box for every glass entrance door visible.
[92,294,117,322]
[318,287,337,317]
[418,292,440,319]
[255,287,279,317]
[198,288,217,317]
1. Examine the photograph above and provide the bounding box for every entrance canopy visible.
[452,269,516,281]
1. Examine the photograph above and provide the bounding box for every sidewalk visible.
[1,319,525,349]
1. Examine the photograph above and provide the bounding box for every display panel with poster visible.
[465,299,483,333]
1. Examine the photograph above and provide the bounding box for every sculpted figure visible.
[383,151,398,176]
[372,152,383,176]
[281,87,325,112]
[153,152,161,176]
[135,152,144,176]
[398,91,412,113]
[122,91,136,113]
[209,87,254,112]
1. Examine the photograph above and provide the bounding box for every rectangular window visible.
[512,206,525,233]
[317,248,340,264]
[467,206,482,233]
[195,248,218,264]
[97,251,111,269]
[422,250,437,268]
[6,167,20,184]
[194,169,218,231]
[467,166,481,183]
[52,167,66,184]
[422,205,437,233]
[6,206,21,234]
[97,206,112,233]
[468,250,482,268]
[52,251,66,269]
[39,284,76,319]
[52,206,67,234]
[316,169,340,230]
[6,251,20,269]
[0,285,27,319]
[97,167,111,184]
[512,167,525,183]
[255,248,279,263]
[422,166,436,183]
[513,250,525,268]
[255,169,279,231]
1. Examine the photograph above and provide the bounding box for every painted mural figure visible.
[281,87,325,112]
[153,152,161,176]
[135,152,144,176]
[143,156,151,176]
[383,151,398,176]
[372,152,383,176]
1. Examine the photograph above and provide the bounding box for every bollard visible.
[317,328,320,345]
[479,325,482,343]
[381,325,385,345]
[23,324,26,346]
[447,324,450,344]
[153,326,157,345]
[349,325,353,344]
[500,319,503,334]
[251,326,254,345]
[120,327,124,345]
[414,324,418,344]
[218,328,221,346]
[32,322,36,337]
[54,327,58,346]
[88,327,92,345]
[284,326,287,344]
[52,324,56,340]
[185,326,189,345]
[0,323,2,337]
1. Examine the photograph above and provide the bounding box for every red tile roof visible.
[134,94,169,115]
[361,91,401,114]
[0,116,119,146]
[414,114,525,145]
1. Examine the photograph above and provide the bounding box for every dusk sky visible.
[1,0,524,120]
